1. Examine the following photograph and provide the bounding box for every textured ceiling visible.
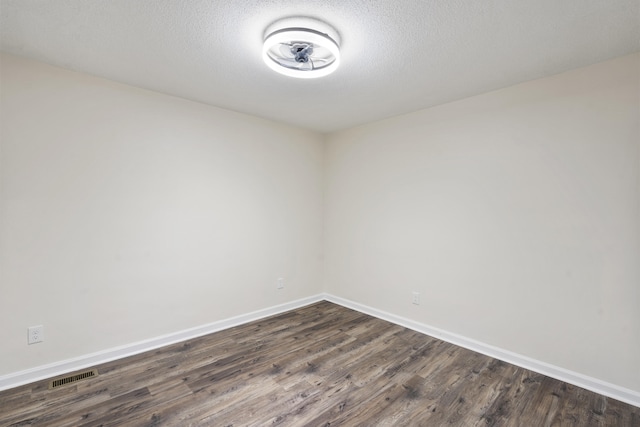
[1,0,638,133]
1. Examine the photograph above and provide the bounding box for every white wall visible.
[2,51,639,397]
[325,54,640,392]
[0,53,324,376]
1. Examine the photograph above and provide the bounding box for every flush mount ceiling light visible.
[262,19,340,79]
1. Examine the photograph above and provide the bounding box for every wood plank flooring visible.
[1,301,638,426]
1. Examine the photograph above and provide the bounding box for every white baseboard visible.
[2,293,638,409]
[0,294,325,392]
[323,293,640,408]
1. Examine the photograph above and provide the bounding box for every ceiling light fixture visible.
[262,20,340,79]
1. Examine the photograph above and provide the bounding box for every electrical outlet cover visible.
[28,325,44,344]
[412,292,420,305]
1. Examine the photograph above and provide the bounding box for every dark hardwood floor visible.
[1,301,638,426]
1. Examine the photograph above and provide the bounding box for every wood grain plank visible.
[1,301,638,426]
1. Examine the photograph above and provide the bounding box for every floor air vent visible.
[49,369,98,389]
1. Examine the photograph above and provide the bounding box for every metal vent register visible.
[49,369,98,389]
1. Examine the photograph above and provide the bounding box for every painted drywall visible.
[0,53,324,376]
[324,53,640,392]
[2,50,639,399]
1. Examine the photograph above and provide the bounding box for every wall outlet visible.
[412,292,420,305]
[277,278,284,289]
[28,325,44,344]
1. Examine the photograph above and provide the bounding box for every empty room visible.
[0,1,639,425]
